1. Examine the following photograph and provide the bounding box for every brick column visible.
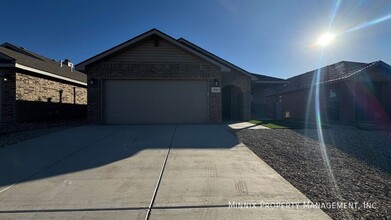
[1,69,16,123]
[87,76,102,124]
[340,81,356,123]
[209,78,222,123]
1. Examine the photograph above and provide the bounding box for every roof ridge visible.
[76,28,163,67]
[316,61,380,85]
[1,42,48,61]
[287,61,368,80]
[76,29,232,73]
[0,45,86,84]
[178,38,258,80]
[250,72,285,81]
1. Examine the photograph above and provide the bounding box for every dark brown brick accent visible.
[282,89,312,121]
[1,68,16,123]
[340,81,356,123]
[265,95,276,119]
[222,70,252,121]
[266,81,358,123]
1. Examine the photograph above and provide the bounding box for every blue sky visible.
[1,0,391,79]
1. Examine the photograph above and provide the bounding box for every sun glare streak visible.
[314,69,333,179]
[307,48,344,207]
[342,13,391,34]
[311,11,391,48]
[328,0,342,29]
[306,4,391,218]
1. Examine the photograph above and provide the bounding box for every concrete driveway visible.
[0,125,330,220]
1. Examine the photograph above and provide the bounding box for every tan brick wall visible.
[16,72,87,104]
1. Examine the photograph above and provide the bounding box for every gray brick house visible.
[265,61,391,123]
[0,43,87,123]
[76,29,280,124]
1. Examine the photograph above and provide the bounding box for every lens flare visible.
[342,13,391,34]
[316,32,335,47]
[306,48,343,207]
[328,0,342,29]
[306,4,391,219]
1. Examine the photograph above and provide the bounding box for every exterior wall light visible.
[89,78,96,86]
[2,73,10,82]
[213,79,220,87]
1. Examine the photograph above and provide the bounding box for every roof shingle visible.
[0,43,86,84]
[280,61,376,93]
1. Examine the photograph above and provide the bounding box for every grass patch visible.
[248,119,331,129]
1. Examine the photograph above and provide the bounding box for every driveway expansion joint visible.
[144,125,177,220]
[0,207,148,214]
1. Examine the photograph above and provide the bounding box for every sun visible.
[316,32,335,47]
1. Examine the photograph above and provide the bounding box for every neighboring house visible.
[265,61,391,123]
[0,43,87,123]
[76,29,281,124]
[251,73,286,119]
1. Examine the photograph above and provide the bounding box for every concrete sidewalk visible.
[227,121,270,130]
[0,125,330,219]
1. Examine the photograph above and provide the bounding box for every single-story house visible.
[76,29,281,124]
[251,73,286,119]
[0,43,87,123]
[265,61,391,123]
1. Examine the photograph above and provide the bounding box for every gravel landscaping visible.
[235,125,391,219]
[0,120,86,148]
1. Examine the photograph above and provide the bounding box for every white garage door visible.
[103,80,209,124]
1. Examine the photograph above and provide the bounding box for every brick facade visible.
[384,81,391,119]
[340,81,356,123]
[265,95,276,119]
[78,30,254,124]
[1,69,87,123]
[86,61,223,124]
[266,83,352,123]
[266,78,390,123]
[0,68,16,123]
[279,89,309,120]
[16,72,87,104]
[222,69,251,121]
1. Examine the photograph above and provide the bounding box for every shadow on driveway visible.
[0,125,240,190]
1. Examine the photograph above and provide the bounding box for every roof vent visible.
[60,59,74,71]
[62,59,74,68]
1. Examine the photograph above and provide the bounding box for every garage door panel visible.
[103,80,209,124]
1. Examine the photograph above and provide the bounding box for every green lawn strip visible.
[248,120,330,129]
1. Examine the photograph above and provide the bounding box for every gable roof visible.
[0,43,86,85]
[75,29,230,72]
[177,38,258,81]
[280,60,388,93]
[250,73,285,83]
